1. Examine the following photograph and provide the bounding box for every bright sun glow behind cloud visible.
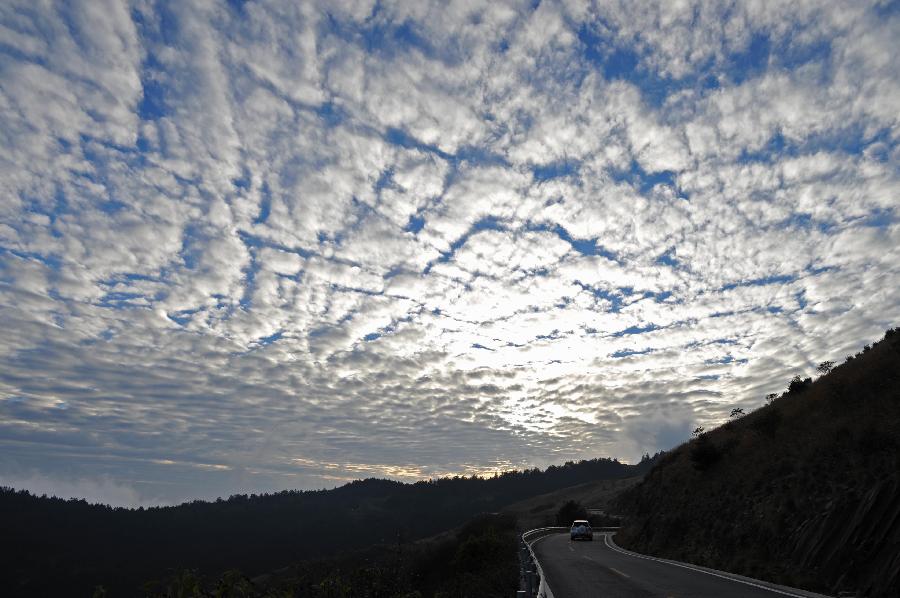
[0,0,898,505]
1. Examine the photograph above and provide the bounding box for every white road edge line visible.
[603,534,813,598]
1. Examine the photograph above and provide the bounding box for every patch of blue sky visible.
[812,125,893,157]
[315,101,346,127]
[255,330,283,346]
[384,127,451,160]
[532,160,579,182]
[572,281,625,313]
[253,182,272,225]
[97,291,146,309]
[577,25,656,102]
[99,272,160,289]
[727,32,770,85]
[362,16,437,61]
[372,168,397,198]
[609,160,680,196]
[78,133,151,191]
[655,248,680,268]
[729,28,834,85]
[453,144,509,168]
[536,330,563,341]
[471,343,495,351]
[860,208,895,228]
[427,215,507,270]
[576,23,722,107]
[324,7,461,67]
[16,184,69,228]
[577,18,835,110]
[642,290,674,303]
[685,338,738,350]
[238,253,260,310]
[0,27,48,65]
[778,212,838,234]
[613,323,659,337]
[697,374,720,381]
[179,224,205,270]
[137,69,168,121]
[778,37,833,71]
[705,355,748,365]
[168,308,200,327]
[3,248,62,271]
[611,347,652,359]
[131,4,175,119]
[225,0,249,14]
[237,230,315,258]
[232,166,252,191]
[404,215,425,234]
[738,131,787,164]
[742,124,894,169]
[526,222,619,261]
[97,199,129,214]
[720,273,796,292]
[382,126,507,186]
[874,0,900,17]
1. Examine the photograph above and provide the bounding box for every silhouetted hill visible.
[2,455,653,596]
[503,476,642,530]
[615,328,900,597]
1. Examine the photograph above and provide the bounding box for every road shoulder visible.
[605,533,834,598]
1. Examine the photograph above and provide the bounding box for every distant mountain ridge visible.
[614,328,900,597]
[2,455,654,596]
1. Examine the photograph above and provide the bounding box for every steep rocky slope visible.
[615,329,900,597]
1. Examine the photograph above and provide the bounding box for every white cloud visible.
[0,0,897,502]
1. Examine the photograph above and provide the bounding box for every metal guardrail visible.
[518,527,566,598]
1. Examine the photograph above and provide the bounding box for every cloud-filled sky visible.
[1,0,898,506]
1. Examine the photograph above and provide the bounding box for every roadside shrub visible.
[857,425,898,456]
[555,500,588,526]
[689,436,722,471]
[751,409,783,438]
[787,376,812,394]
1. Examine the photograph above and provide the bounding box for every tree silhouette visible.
[817,361,835,375]
[555,500,589,526]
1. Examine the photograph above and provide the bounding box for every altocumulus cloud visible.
[0,0,898,505]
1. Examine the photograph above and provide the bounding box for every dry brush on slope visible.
[614,328,900,598]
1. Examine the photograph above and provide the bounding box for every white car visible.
[570,519,593,541]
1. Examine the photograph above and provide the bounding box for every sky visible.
[0,0,898,507]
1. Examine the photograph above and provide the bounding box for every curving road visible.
[531,532,832,598]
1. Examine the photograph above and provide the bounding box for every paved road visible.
[531,533,829,598]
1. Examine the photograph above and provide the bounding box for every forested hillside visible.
[615,328,900,597]
[3,455,652,596]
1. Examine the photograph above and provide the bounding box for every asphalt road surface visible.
[532,533,829,598]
